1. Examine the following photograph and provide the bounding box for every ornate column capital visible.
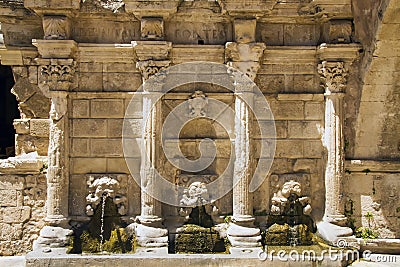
[36,58,76,92]
[225,42,266,81]
[136,60,171,81]
[318,61,348,94]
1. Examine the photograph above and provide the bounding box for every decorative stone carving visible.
[141,17,164,40]
[225,42,266,81]
[180,181,209,207]
[270,180,312,216]
[136,60,170,81]
[80,0,125,13]
[270,174,311,198]
[318,61,348,93]
[326,20,352,44]
[188,90,208,117]
[178,180,220,224]
[43,16,70,40]
[85,175,127,216]
[38,59,76,91]
[233,19,256,44]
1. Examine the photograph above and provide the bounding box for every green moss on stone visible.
[175,225,226,254]
[103,228,134,253]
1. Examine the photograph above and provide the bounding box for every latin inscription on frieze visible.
[2,23,43,46]
[72,20,140,43]
[165,22,232,45]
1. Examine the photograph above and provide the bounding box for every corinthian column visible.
[133,42,170,249]
[317,61,353,243]
[225,34,265,253]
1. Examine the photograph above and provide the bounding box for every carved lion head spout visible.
[270,180,312,216]
[180,181,208,207]
[85,175,127,216]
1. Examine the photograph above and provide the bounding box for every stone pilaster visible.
[225,30,265,253]
[317,61,353,243]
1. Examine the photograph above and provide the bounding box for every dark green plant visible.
[223,215,232,224]
[39,162,48,174]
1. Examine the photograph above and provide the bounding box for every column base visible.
[133,222,168,248]
[45,215,69,228]
[317,221,353,246]
[227,222,262,248]
[323,214,348,227]
[32,226,73,253]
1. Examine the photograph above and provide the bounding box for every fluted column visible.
[139,91,163,225]
[225,28,265,252]
[133,42,170,249]
[232,92,254,223]
[323,91,346,224]
[32,39,77,251]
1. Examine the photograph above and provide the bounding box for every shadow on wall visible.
[0,64,18,158]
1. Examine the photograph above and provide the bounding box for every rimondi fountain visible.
[1,1,399,267]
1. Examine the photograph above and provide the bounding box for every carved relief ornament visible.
[43,15,70,40]
[318,61,348,93]
[39,59,76,91]
[136,60,170,81]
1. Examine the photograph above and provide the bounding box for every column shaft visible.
[46,94,69,226]
[323,93,346,225]
[232,94,254,222]
[140,93,162,223]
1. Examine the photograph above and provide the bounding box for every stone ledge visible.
[0,153,46,174]
[345,160,400,173]
[277,94,324,101]
[359,238,400,254]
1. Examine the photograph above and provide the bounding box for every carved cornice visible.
[132,41,172,61]
[318,61,348,94]
[33,39,77,59]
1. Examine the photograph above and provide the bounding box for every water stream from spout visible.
[99,195,106,252]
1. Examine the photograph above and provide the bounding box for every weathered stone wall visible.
[344,161,400,238]
[0,173,46,255]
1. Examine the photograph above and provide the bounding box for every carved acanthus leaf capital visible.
[225,42,266,81]
[38,59,76,91]
[318,61,348,93]
[136,60,170,81]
